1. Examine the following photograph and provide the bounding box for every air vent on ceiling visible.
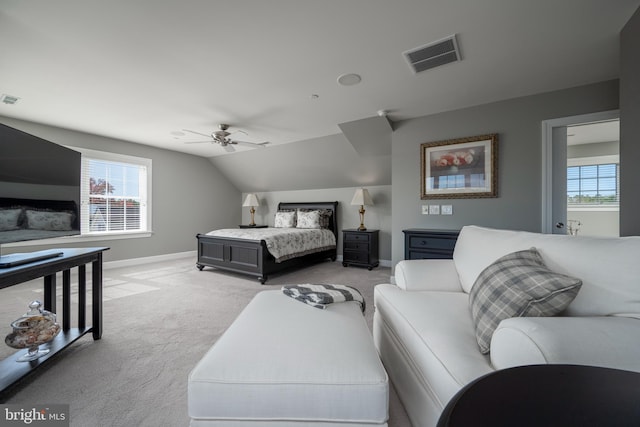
[1,94,20,105]
[403,34,461,74]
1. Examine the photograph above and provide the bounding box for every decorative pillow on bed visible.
[25,209,75,231]
[469,247,582,354]
[274,210,296,228]
[296,209,322,229]
[0,208,23,231]
[298,208,332,229]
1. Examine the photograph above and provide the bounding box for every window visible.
[567,162,619,207]
[72,148,152,236]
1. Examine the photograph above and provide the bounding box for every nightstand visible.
[239,225,268,229]
[342,229,379,270]
[403,229,459,260]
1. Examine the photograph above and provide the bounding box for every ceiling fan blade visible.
[223,144,236,152]
[228,129,248,137]
[183,140,212,144]
[234,140,270,148]
[183,129,212,138]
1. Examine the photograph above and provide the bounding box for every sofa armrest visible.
[394,259,463,292]
[491,316,640,372]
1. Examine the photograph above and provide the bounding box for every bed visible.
[196,201,338,284]
[0,198,79,244]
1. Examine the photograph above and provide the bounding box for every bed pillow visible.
[469,247,582,354]
[296,209,322,229]
[274,210,296,228]
[25,209,75,231]
[0,208,23,231]
[298,208,332,229]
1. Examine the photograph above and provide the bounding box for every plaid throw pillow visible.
[469,248,582,354]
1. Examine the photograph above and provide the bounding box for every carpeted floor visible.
[1,256,412,427]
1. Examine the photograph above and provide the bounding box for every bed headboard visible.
[277,201,339,238]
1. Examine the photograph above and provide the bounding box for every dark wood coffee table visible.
[437,364,640,427]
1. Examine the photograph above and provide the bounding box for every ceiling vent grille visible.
[1,94,20,105]
[403,34,461,73]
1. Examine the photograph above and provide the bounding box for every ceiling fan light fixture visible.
[182,124,269,152]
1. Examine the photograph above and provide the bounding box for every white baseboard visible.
[104,250,196,270]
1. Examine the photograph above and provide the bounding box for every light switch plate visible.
[429,205,440,215]
[421,205,429,215]
[442,205,453,215]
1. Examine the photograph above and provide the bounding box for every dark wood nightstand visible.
[403,229,459,260]
[239,225,268,229]
[342,229,379,270]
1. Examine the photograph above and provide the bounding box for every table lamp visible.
[242,193,260,226]
[350,188,373,231]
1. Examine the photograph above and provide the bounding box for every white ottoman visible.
[188,290,389,426]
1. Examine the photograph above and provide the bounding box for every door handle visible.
[555,222,565,229]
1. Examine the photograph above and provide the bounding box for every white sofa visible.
[373,225,640,427]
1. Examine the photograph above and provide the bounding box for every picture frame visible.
[420,133,498,199]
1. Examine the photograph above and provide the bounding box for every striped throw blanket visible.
[282,284,365,313]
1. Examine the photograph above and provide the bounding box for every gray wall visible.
[391,80,620,266]
[0,116,240,262]
[620,6,640,236]
[241,185,392,263]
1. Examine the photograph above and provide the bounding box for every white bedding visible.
[205,228,336,263]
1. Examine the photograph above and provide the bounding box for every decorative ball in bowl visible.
[5,300,61,362]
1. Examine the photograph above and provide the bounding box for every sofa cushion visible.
[454,225,640,317]
[374,285,493,408]
[469,248,582,354]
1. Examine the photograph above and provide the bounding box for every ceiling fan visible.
[182,124,269,152]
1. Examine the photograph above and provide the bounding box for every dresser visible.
[342,229,379,270]
[403,229,460,260]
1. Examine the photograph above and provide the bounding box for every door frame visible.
[541,109,619,234]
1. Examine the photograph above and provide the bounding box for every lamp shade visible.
[242,193,260,207]
[350,188,373,206]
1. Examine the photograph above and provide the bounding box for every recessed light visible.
[337,73,362,86]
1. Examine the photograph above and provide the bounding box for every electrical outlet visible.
[421,205,429,215]
[429,205,440,215]
[442,205,453,215]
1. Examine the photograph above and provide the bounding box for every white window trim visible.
[70,146,152,238]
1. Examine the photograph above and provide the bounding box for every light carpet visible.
[1,257,411,427]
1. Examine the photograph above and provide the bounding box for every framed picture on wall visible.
[420,133,498,199]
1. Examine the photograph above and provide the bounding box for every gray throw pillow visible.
[469,248,582,354]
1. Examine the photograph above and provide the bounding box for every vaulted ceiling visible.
[1,0,638,158]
